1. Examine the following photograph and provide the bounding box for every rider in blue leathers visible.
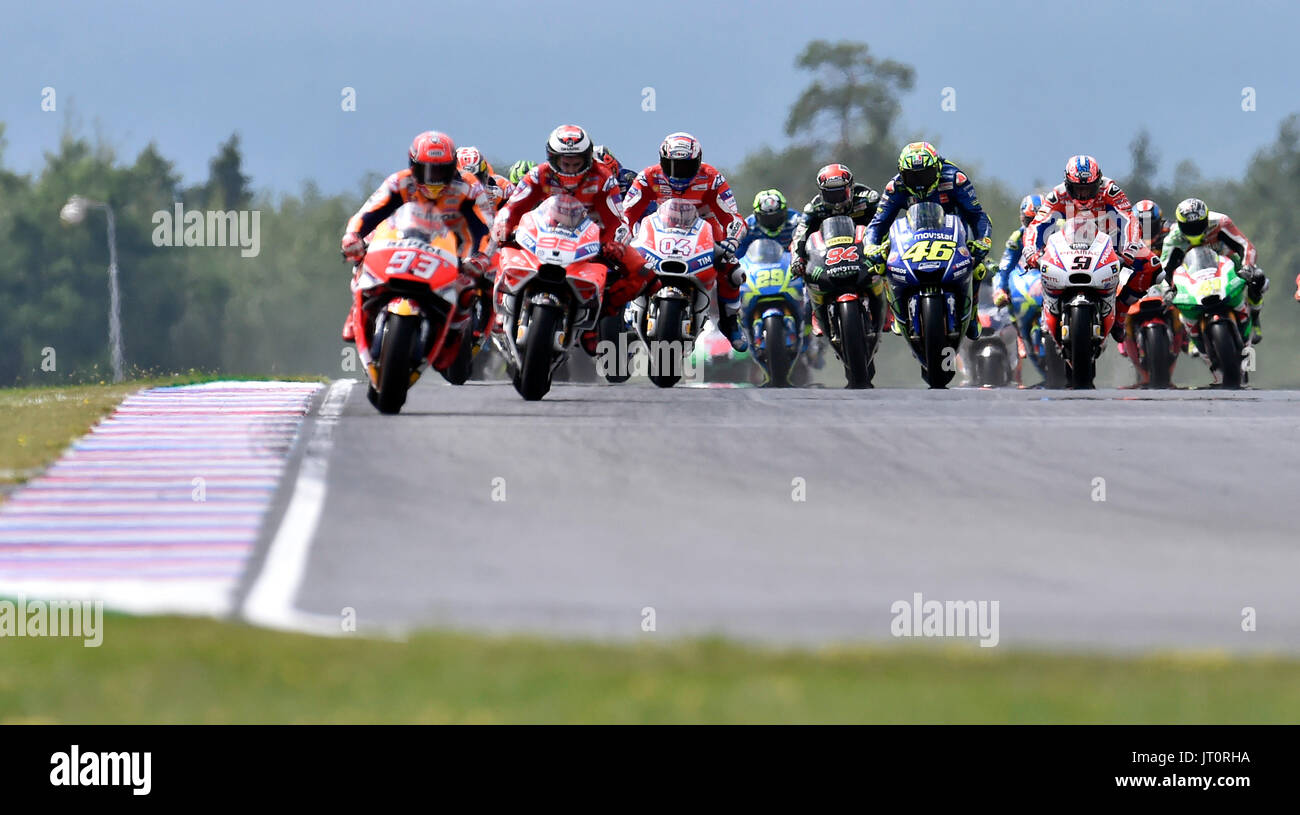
[991,194,1043,307]
[866,142,994,339]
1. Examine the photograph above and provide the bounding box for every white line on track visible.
[241,379,356,636]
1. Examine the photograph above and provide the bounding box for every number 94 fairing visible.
[883,202,973,388]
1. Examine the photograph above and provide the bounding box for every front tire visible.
[375,313,420,414]
[1142,323,1172,389]
[648,297,685,388]
[921,294,954,389]
[515,304,560,401]
[1066,304,1095,389]
[763,313,791,388]
[1207,319,1243,389]
[837,299,871,388]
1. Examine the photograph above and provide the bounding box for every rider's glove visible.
[341,232,366,263]
[967,236,992,262]
[1242,265,1268,300]
[1110,319,1126,343]
[991,288,1010,308]
[491,217,514,246]
[715,238,739,264]
[1021,251,1040,270]
[460,253,490,279]
[789,256,807,278]
[1121,241,1145,265]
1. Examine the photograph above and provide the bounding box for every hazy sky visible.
[3,0,1297,199]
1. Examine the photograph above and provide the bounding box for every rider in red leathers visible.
[622,132,750,350]
[1021,155,1163,342]
[340,131,494,345]
[491,125,650,353]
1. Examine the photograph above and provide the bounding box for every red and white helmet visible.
[409,131,458,198]
[816,163,854,206]
[1064,155,1103,203]
[456,146,488,179]
[659,132,702,189]
[546,125,593,188]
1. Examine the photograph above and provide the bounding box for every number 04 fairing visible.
[625,199,719,388]
[351,203,472,413]
[491,194,608,400]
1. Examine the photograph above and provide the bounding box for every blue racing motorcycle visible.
[1008,264,1066,387]
[738,238,806,387]
[882,202,974,389]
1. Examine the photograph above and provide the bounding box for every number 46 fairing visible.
[883,202,974,388]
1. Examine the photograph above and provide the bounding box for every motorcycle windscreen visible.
[656,198,700,231]
[904,202,946,232]
[535,194,589,232]
[1182,245,1219,274]
[743,237,785,264]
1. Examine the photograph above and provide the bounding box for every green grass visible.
[1,616,1296,723]
[0,374,327,486]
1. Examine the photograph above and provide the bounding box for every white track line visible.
[241,379,355,636]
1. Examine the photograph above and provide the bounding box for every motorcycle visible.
[1008,263,1066,387]
[349,204,470,414]
[1122,278,1183,389]
[1168,246,1252,389]
[804,215,884,388]
[1036,218,1122,389]
[962,304,1019,387]
[738,238,806,387]
[882,202,973,389]
[627,199,719,388]
[492,194,608,400]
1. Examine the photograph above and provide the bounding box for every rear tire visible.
[598,314,632,384]
[648,298,685,389]
[1208,320,1243,389]
[1143,324,1172,389]
[1043,336,1067,388]
[837,299,871,388]
[921,294,954,389]
[763,313,791,388]
[376,313,420,414]
[440,330,474,385]
[515,304,559,401]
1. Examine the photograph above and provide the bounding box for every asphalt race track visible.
[236,382,1300,652]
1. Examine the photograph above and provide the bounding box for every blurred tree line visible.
[1,39,1296,387]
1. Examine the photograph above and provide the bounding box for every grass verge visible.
[1,615,1296,724]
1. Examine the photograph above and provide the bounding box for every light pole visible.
[60,195,125,383]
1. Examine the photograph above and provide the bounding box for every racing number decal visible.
[825,246,860,264]
[1071,255,1090,270]
[900,239,956,263]
[537,236,579,252]
[386,249,438,279]
[658,237,694,255]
